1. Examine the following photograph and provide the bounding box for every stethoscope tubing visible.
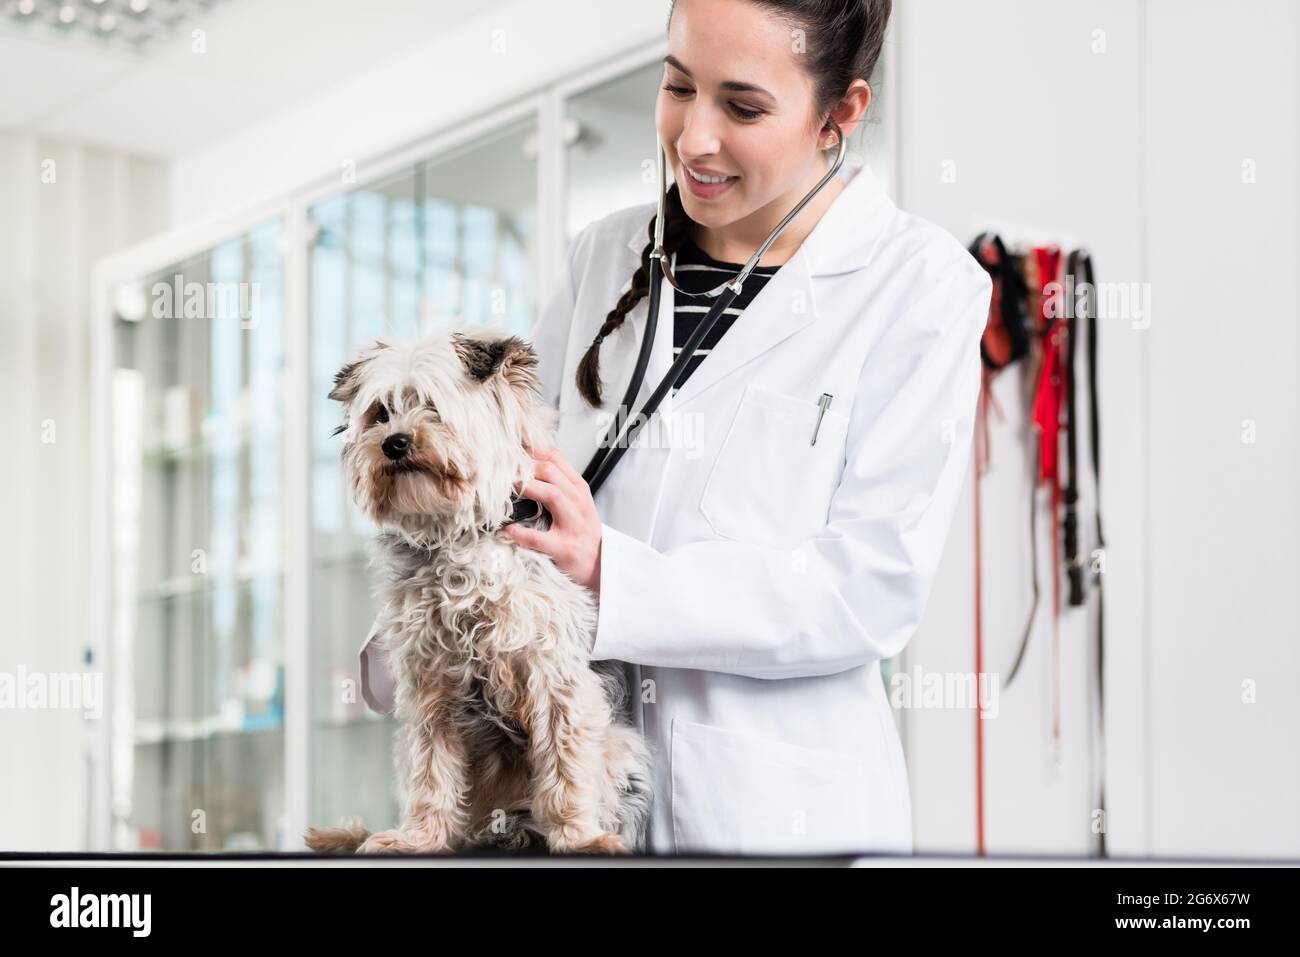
[582,258,741,496]
[575,117,847,500]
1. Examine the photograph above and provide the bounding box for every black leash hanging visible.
[969,232,1032,372]
[969,234,1038,690]
[1063,251,1086,607]
[1077,248,1108,857]
[1063,248,1107,856]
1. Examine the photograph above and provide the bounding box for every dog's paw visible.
[566,833,629,855]
[358,827,456,855]
[357,829,420,855]
[357,829,404,854]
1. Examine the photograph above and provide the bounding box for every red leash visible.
[1029,245,1067,767]
[973,371,987,856]
[973,364,1007,855]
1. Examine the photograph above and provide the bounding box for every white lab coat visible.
[360,151,992,856]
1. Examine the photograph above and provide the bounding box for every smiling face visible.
[656,0,855,257]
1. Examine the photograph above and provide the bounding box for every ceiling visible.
[0,0,511,157]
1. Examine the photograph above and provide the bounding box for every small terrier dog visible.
[304,329,651,855]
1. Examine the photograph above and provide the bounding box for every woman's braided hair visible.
[574,0,892,408]
[574,181,689,407]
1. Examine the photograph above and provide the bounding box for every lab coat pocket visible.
[699,383,850,549]
[670,719,873,855]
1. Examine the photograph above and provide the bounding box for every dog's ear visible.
[452,333,540,396]
[329,340,389,403]
[328,360,364,404]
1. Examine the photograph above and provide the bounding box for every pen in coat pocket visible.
[810,393,833,446]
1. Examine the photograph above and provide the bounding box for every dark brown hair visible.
[574,0,893,407]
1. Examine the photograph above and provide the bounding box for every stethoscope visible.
[505,116,846,526]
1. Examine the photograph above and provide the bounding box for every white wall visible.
[0,135,168,851]
[1141,0,1298,858]
[897,0,1299,859]
[161,0,1300,860]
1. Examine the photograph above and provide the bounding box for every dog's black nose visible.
[382,433,412,460]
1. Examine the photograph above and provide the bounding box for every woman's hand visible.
[503,446,603,593]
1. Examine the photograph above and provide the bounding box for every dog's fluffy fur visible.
[304,329,651,855]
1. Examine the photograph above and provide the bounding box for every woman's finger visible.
[534,458,581,507]
[517,477,567,518]
[503,521,553,555]
[538,450,592,511]
[544,447,588,493]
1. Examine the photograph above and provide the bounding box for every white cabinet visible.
[105,221,288,850]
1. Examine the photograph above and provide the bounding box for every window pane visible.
[110,220,286,851]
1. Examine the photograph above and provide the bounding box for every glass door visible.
[109,219,286,850]
[563,61,664,243]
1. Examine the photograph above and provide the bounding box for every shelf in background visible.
[133,712,284,745]
[137,564,282,602]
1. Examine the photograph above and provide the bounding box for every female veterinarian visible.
[366,0,992,856]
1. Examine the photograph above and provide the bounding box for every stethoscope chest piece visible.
[499,493,545,529]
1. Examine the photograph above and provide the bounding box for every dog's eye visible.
[376,404,390,424]
[365,401,389,427]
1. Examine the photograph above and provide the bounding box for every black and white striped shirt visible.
[670,237,782,396]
